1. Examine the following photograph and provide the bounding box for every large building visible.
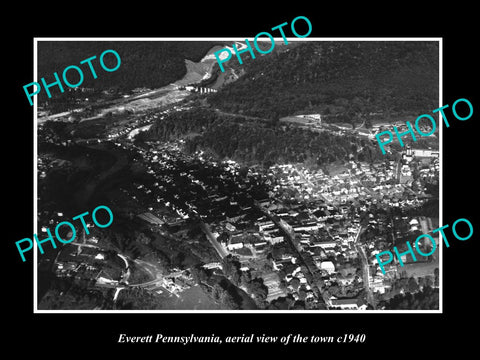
[328,298,367,310]
[406,147,439,158]
[320,261,336,274]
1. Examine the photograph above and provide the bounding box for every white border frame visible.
[33,37,443,314]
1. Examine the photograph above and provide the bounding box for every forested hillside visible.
[143,108,385,167]
[208,41,439,122]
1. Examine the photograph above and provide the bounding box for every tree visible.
[364,118,372,129]
[268,296,292,310]
[222,255,240,277]
[408,277,419,293]
[290,277,301,291]
[434,268,439,287]
[191,265,210,284]
[262,260,273,272]
[384,286,439,310]
[247,278,268,301]
[220,289,241,310]
[231,271,241,286]
[240,270,252,285]
[292,301,306,310]
[298,286,307,301]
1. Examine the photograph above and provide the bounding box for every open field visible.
[161,285,223,310]
[399,260,438,279]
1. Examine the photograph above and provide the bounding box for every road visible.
[354,226,376,309]
[396,158,402,183]
[357,245,375,309]
[199,222,228,259]
[68,238,169,291]
[255,201,317,283]
[119,259,176,295]
[214,108,270,123]
[70,242,99,250]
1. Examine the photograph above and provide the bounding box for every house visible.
[337,274,355,286]
[293,223,319,232]
[227,237,244,251]
[269,235,284,244]
[320,261,335,274]
[257,220,275,231]
[202,262,223,270]
[87,236,99,244]
[225,223,236,232]
[253,240,268,248]
[329,298,361,310]
[370,277,390,294]
[313,240,337,250]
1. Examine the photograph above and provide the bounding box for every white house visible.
[320,261,335,274]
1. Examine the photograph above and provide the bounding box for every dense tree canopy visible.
[209,41,439,122]
[382,286,439,310]
[145,108,385,167]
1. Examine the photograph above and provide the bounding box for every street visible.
[354,226,376,309]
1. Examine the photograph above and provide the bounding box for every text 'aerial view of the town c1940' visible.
[36,40,440,311]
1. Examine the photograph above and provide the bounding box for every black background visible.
[4,3,478,355]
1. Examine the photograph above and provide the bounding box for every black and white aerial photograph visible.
[35,39,441,311]
[6,6,478,355]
